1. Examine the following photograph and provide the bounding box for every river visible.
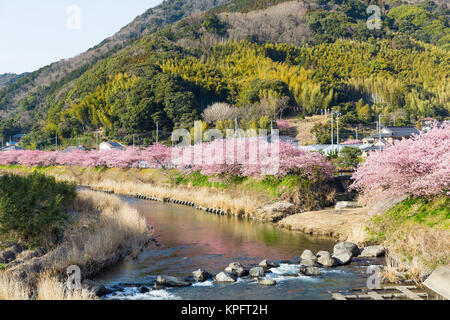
[94,196,383,300]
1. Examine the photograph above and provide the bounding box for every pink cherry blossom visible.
[350,123,450,202]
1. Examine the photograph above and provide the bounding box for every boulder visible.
[332,248,353,265]
[152,283,165,291]
[299,266,321,276]
[249,267,265,278]
[214,272,237,283]
[301,258,319,267]
[82,280,109,297]
[183,276,196,283]
[300,250,317,261]
[259,259,279,269]
[317,251,337,267]
[139,286,150,294]
[359,245,385,257]
[333,242,360,257]
[192,269,210,282]
[235,267,249,277]
[258,279,277,286]
[224,266,236,274]
[156,275,192,287]
[227,262,243,271]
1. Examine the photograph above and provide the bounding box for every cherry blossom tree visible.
[351,124,450,202]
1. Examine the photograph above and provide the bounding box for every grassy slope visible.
[368,196,450,278]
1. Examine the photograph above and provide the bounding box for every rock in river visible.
[228,262,244,270]
[139,286,150,294]
[332,248,353,265]
[301,250,317,261]
[359,245,385,257]
[235,267,249,277]
[299,266,321,276]
[193,269,210,282]
[156,275,192,287]
[214,272,237,283]
[258,279,277,286]
[317,251,337,267]
[249,267,265,278]
[259,259,279,269]
[82,280,109,297]
[333,242,360,257]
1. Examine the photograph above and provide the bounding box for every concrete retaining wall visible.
[424,266,450,300]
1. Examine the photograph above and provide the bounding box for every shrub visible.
[337,146,362,168]
[0,173,76,244]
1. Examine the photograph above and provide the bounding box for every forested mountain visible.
[0,0,448,149]
[0,73,26,89]
[0,0,230,127]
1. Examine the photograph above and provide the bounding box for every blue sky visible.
[0,0,163,74]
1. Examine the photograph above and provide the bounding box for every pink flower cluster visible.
[351,124,450,201]
[172,138,334,179]
[341,139,363,145]
[0,144,172,169]
[276,120,291,133]
[0,139,334,180]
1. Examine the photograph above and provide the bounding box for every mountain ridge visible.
[0,0,231,116]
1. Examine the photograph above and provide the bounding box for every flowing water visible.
[94,196,383,300]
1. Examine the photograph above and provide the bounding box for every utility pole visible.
[96,133,99,150]
[156,122,159,144]
[55,133,58,150]
[379,114,382,151]
[133,134,135,148]
[337,112,340,148]
[356,126,359,140]
[331,112,334,147]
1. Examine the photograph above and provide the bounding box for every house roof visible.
[382,126,420,138]
[101,141,124,148]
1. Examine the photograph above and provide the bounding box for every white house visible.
[99,141,125,151]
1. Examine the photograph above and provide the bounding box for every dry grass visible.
[0,190,150,300]
[87,179,260,217]
[36,273,97,300]
[380,225,450,281]
[278,207,370,243]
[0,272,30,300]
[22,190,150,276]
[284,115,328,145]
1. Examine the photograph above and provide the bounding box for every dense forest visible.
[0,0,449,148]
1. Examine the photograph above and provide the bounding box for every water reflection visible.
[95,197,378,300]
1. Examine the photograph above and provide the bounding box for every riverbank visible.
[0,165,336,221]
[0,188,151,300]
[1,165,448,289]
[278,207,370,244]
